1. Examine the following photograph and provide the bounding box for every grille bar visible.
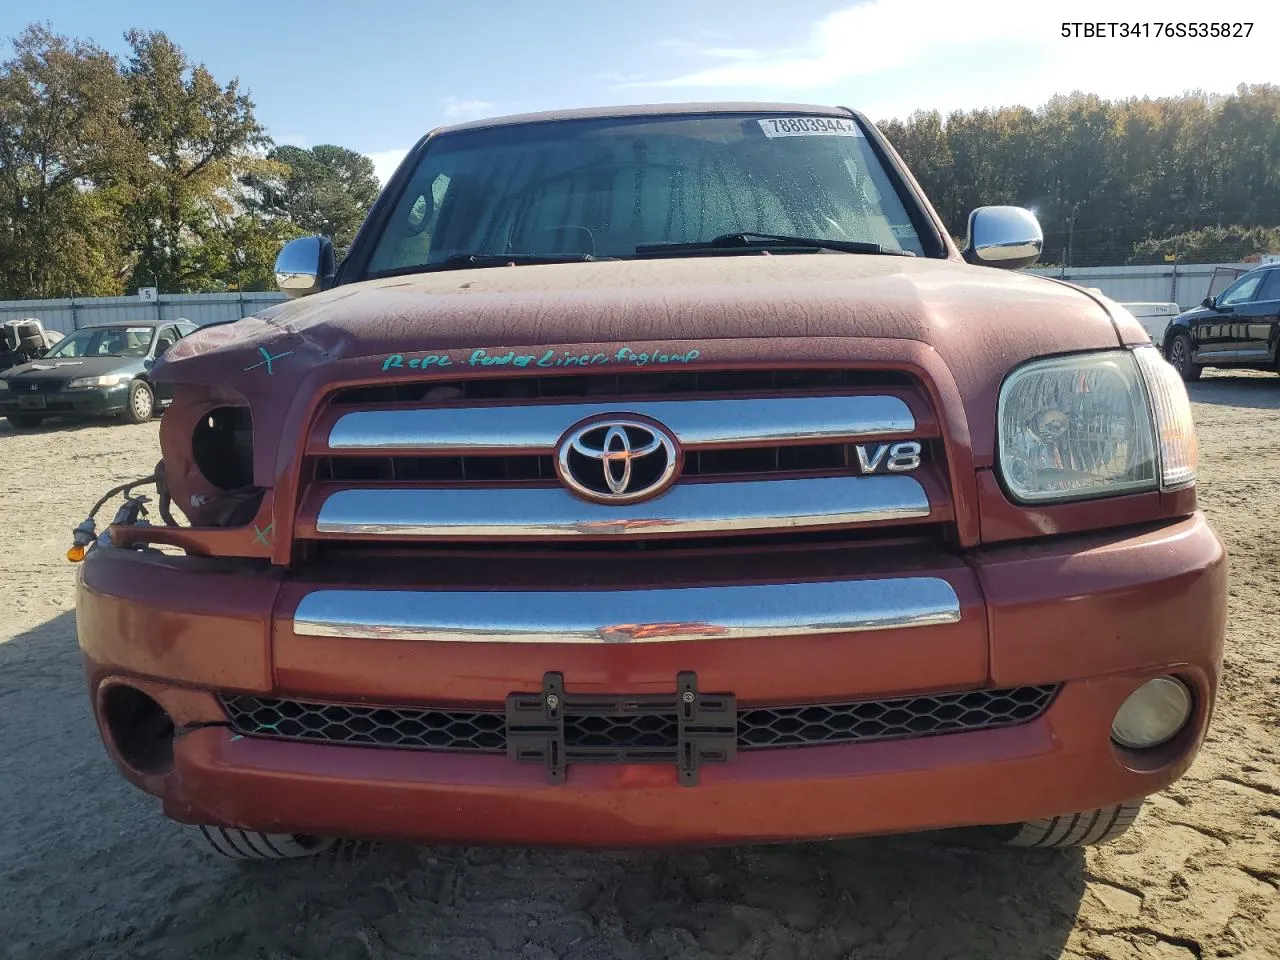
[290,577,962,643]
[309,475,932,539]
[330,368,914,406]
[322,395,917,453]
[220,685,1059,754]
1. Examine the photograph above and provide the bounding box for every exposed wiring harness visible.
[68,457,265,562]
[87,473,157,521]
[155,459,179,527]
[67,460,259,562]
[68,470,160,561]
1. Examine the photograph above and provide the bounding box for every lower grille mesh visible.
[220,686,1058,753]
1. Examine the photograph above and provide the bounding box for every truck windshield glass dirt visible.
[365,113,927,276]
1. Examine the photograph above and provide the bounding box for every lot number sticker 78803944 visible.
[758,117,861,138]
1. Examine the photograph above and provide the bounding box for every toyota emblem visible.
[556,417,680,504]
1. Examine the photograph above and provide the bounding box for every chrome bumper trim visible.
[326,395,915,451]
[292,577,962,643]
[313,475,931,538]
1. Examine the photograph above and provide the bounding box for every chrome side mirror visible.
[274,236,336,299]
[962,206,1043,270]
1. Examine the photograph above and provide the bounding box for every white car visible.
[1119,302,1181,347]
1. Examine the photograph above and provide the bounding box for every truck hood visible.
[155,255,1144,480]
[163,255,1137,376]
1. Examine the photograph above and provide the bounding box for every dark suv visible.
[1164,263,1280,381]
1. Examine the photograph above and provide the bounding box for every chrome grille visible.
[219,685,1059,753]
[298,367,945,545]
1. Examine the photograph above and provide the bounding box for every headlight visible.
[67,375,124,389]
[998,347,1196,503]
[0,379,9,392]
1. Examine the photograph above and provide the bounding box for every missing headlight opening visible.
[192,406,254,490]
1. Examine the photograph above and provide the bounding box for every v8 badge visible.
[854,441,922,474]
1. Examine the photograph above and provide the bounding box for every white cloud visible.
[634,2,1027,89]
[442,97,497,120]
[367,148,409,186]
[629,0,1280,114]
[658,38,761,59]
[594,71,649,85]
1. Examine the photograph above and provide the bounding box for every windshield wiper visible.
[423,253,613,273]
[635,233,914,257]
[366,254,614,281]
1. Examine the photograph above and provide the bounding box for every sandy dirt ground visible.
[0,372,1277,960]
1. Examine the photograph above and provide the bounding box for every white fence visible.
[0,292,287,336]
[0,262,1262,331]
[1026,262,1252,309]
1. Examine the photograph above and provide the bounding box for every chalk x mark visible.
[244,347,293,375]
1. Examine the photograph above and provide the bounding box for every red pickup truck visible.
[74,103,1225,860]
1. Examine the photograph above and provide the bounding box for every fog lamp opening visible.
[100,684,176,775]
[1111,676,1192,750]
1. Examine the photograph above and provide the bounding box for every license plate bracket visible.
[18,395,46,410]
[505,671,736,786]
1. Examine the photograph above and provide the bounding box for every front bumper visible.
[1,384,129,416]
[77,513,1227,847]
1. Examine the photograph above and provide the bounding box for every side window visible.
[1254,269,1280,303]
[154,325,179,356]
[369,173,451,272]
[1218,273,1263,307]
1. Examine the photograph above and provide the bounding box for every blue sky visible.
[7,0,1279,183]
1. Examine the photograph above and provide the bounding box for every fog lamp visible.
[1111,676,1192,749]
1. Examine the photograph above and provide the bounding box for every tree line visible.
[878,85,1280,267]
[0,24,379,299]
[3,20,1278,300]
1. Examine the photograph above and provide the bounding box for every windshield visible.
[44,326,154,359]
[366,113,926,276]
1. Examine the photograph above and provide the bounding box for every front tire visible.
[5,413,44,429]
[1166,333,1202,382]
[192,825,336,861]
[123,380,155,424]
[1001,800,1144,848]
